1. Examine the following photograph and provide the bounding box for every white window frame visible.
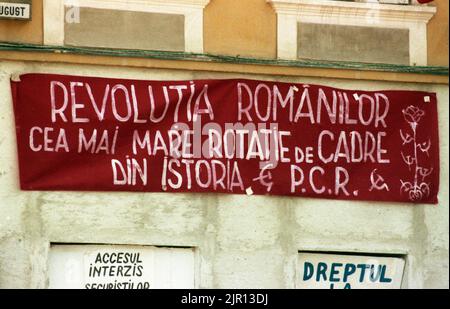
[268,0,437,66]
[43,0,210,53]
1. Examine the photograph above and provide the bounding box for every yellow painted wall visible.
[203,0,276,59]
[203,0,449,66]
[0,0,43,44]
[428,0,449,66]
[0,0,448,67]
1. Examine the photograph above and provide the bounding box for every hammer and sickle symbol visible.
[252,163,274,192]
[369,169,389,192]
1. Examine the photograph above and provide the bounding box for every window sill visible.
[268,0,436,20]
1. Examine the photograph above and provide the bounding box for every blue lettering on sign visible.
[329,263,343,282]
[317,262,328,281]
[303,262,314,281]
[357,264,370,282]
[330,283,352,289]
[343,263,356,282]
[302,261,393,287]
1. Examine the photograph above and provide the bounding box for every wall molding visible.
[267,0,437,66]
[43,0,210,53]
[0,41,447,75]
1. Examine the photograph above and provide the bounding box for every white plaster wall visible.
[0,60,448,289]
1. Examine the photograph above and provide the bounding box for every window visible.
[43,0,210,53]
[268,0,436,65]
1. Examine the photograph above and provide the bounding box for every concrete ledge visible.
[0,42,448,85]
[1,42,448,75]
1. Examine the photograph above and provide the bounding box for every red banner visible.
[11,74,440,204]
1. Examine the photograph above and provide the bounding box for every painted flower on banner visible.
[402,105,425,129]
[400,105,433,202]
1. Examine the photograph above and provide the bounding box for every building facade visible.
[0,0,448,289]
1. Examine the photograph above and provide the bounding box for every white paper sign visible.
[297,252,405,289]
[48,244,195,289]
[0,2,31,20]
